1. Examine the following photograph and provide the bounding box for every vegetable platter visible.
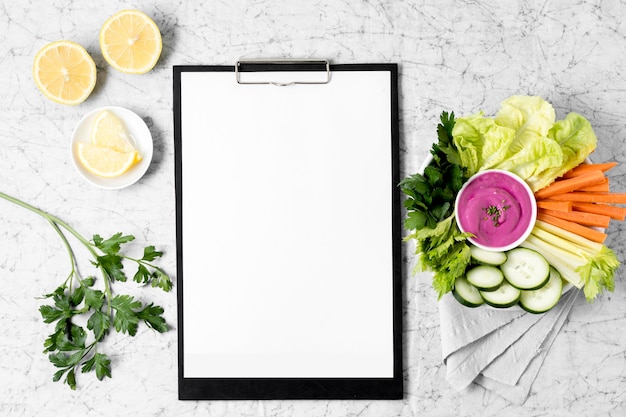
[401,95,622,313]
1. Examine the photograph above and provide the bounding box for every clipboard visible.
[173,61,402,400]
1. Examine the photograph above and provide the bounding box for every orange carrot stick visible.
[536,200,572,212]
[538,208,611,228]
[562,162,618,178]
[534,170,606,200]
[536,212,607,243]
[548,192,626,204]
[571,202,626,221]
[577,178,610,192]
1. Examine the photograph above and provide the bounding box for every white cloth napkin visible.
[439,287,580,404]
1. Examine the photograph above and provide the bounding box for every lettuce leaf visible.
[451,112,515,177]
[494,95,557,154]
[531,112,598,190]
[491,96,564,189]
[451,95,597,192]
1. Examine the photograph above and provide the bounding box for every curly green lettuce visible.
[451,95,597,192]
[406,213,473,299]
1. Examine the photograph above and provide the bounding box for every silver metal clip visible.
[235,59,331,86]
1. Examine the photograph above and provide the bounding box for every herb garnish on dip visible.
[455,170,536,251]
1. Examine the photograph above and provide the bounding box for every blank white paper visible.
[180,69,394,378]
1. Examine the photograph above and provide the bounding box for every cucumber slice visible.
[501,248,550,290]
[466,265,504,291]
[453,276,484,308]
[519,267,563,314]
[480,281,521,308]
[470,245,507,266]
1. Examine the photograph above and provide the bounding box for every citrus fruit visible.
[99,9,162,74]
[91,110,136,153]
[32,40,97,105]
[76,142,141,178]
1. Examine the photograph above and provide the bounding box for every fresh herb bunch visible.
[0,191,172,390]
[400,112,467,231]
[401,111,473,298]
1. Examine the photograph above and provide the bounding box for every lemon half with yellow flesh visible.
[100,9,162,74]
[33,40,97,105]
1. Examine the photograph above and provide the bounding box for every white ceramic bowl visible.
[70,106,153,189]
[454,169,537,252]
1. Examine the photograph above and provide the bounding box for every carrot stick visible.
[538,208,611,228]
[536,212,607,243]
[571,202,626,221]
[577,178,610,192]
[548,192,626,204]
[562,162,618,178]
[534,170,606,200]
[536,200,572,212]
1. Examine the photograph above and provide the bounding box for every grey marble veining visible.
[1,0,626,416]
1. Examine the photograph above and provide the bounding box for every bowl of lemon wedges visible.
[70,106,153,189]
[31,9,161,188]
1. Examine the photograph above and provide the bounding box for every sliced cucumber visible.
[480,281,521,308]
[519,267,563,314]
[453,276,484,308]
[470,245,507,266]
[501,248,550,290]
[466,265,504,291]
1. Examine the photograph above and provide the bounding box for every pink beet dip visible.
[454,170,537,251]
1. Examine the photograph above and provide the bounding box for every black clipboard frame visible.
[173,63,403,400]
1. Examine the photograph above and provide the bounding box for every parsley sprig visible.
[401,111,473,298]
[400,112,467,230]
[0,190,172,390]
[483,202,510,227]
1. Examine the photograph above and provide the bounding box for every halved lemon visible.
[33,40,97,105]
[99,9,162,74]
[91,109,136,153]
[76,142,141,178]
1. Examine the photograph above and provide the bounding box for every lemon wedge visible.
[99,9,162,74]
[33,40,97,105]
[77,142,140,178]
[91,110,136,153]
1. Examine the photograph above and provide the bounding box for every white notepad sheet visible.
[180,69,394,378]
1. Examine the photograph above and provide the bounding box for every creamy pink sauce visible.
[456,171,534,249]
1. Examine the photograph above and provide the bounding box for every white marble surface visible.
[1,0,626,415]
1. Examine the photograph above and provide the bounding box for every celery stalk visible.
[531,227,597,258]
[520,236,585,288]
[521,224,619,301]
[534,219,603,253]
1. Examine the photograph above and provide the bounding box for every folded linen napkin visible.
[439,287,580,403]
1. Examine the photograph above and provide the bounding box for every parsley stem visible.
[0,191,113,313]
[46,219,77,290]
[0,191,92,249]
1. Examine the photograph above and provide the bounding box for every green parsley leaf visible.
[81,352,111,381]
[39,305,66,324]
[94,353,112,380]
[83,286,105,310]
[141,245,163,262]
[133,264,151,285]
[151,268,173,292]
[96,253,127,282]
[66,368,77,390]
[137,303,169,333]
[87,310,111,341]
[111,294,142,336]
[92,233,135,255]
